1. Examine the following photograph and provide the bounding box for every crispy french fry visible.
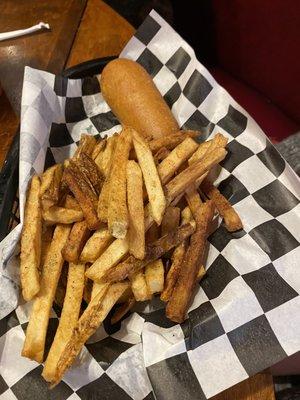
[76,152,103,194]
[85,237,129,282]
[22,224,71,362]
[132,129,166,225]
[92,139,106,160]
[95,135,117,177]
[80,227,113,263]
[54,265,68,308]
[181,206,196,229]
[111,295,135,324]
[40,164,63,211]
[145,259,164,294]
[73,134,97,159]
[91,282,110,301]
[149,130,200,153]
[40,226,54,270]
[185,185,203,219]
[201,179,243,232]
[158,137,198,184]
[188,133,228,165]
[154,147,171,164]
[103,223,195,283]
[197,265,206,282]
[165,147,227,201]
[42,262,85,382]
[64,195,81,211]
[63,166,100,230]
[160,242,186,302]
[83,276,93,304]
[127,160,145,259]
[43,206,84,225]
[20,175,42,301]
[161,206,181,236]
[108,129,132,239]
[52,281,129,386]
[166,201,214,323]
[61,221,90,263]
[97,173,111,223]
[130,271,152,301]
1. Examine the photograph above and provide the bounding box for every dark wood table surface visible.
[0,1,275,399]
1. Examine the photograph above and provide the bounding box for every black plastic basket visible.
[0,56,117,241]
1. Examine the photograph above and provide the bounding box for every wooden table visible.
[0,1,275,399]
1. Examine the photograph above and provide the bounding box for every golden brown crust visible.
[100,58,179,139]
[61,221,90,263]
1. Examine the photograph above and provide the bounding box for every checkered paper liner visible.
[1,9,300,400]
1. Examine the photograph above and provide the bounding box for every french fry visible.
[73,134,97,159]
[132,129,166,225]
[64,195,81,211]
[185,185,203,219]
[43,206,84,225]
[83,276,93,304]
[160,242,186,302]
[85,237,129,282]
[103,223,195,283]
[165,147,227,201]
[161,206,181,236]
[63,165,100,230]
[80,227,113,263]
[127,160,145,259]
[42,262,85,382]
[40,226,54,270]
[145,259,164,294]
[97,173,111,223]
[166,200,214,323]
[61,221,90,263]
[92,139,106,160]
[95,135,117,177]
[149,130,200,153]
[181,206,196,229]
[76,152,103,194]
[22,224,71,362]
[108,128,132,239]
[20,175,42,301]
[52,281,129,386]
[54,265,68,308]
[111,295,135,324]
[158,137,198,184]
[91,282,110,301]
[197,265,206,282]
[188,133,228,165]
[40,164,63,211]
[201,179,243,232]
[154,147,171,164]
[130,271,152,301]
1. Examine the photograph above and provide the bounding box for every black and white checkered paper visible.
[1,10,300,400]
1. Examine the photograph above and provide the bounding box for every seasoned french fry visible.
[130,271,152,301]
[97,173,111,223]
[52,281,129,386]
[197,265,206,282]
[40,226,54,270]
[158,137,198,184]
[132,129,166,225]
[95,135,117,177]
[111,295,135,324]
[85,237,129,282]
[188,133,228,165]
[22,224,71,362]
[149,130,200,153]
[40,164,63,211]
[201,179,243,232]
[166,201,214,323]
[80,227,113,263]
[76,153,103,194]
[64,195,81,211]
[63,166,100,230]
[185,185,203,219]
[145,259,164,294]
[91,282,110,301]
[83,276,93,304]
[92,139,106,160]
[160,242,186,302]
[54,265,67,309]
[127,160,145,259]
[73,134,97,159]
[42,262,85,382]
[165,147,227,201]
[61,221,90,263]
[43,206,83,225]
[161,206,181,236]
[154,147,171,164]
[20,175,42,301]
[181,206,196,229]
[108,128,132,239]
[103,223,195,283]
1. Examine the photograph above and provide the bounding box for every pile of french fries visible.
[20,127,242,386]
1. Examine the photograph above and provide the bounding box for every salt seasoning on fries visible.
[20,175,42,301]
